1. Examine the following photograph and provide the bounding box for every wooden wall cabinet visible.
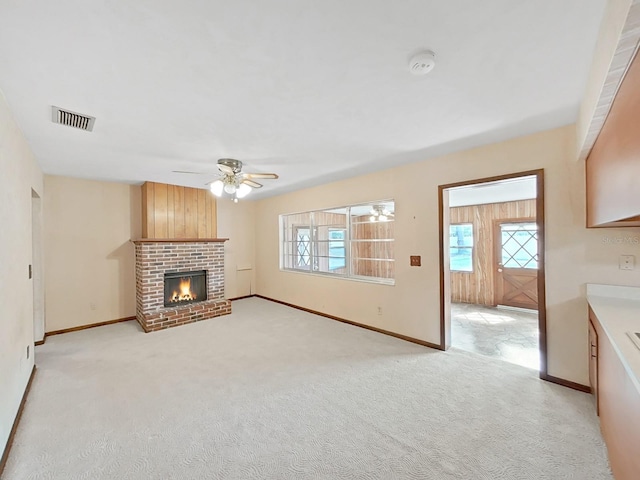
[586,49,640,228]
[141,182,217,239]
[589,308,640,478]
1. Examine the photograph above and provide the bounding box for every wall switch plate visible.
[410,255,421,266]
[619,255,635,270]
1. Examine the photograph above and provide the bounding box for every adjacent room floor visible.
[451,302,540,370]
[5,298,610,479]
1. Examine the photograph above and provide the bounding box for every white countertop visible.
[587,284,640,394]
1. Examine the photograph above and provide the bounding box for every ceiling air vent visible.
[51,106,96,132]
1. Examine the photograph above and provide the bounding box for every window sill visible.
[280,268,395,286]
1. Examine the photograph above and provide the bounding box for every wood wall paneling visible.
[167,185,175,238]
[208,193,217,238]
[586,49,640,227]
[197,189,207,238]
[184,187,198,238]
[174,186,186,238]
[449,199,536,306]
[141,182,217,239]
[153,182,168,238]
[141,182,149,238]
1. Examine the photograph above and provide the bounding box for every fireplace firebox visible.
[164,270,207,307]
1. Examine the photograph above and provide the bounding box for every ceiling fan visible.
[174,158,278,202]
[369,205,394,222]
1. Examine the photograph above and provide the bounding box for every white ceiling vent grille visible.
[51,106,96,132]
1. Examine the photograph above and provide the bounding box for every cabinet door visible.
[588,318,598,414]
[591,310,640,478]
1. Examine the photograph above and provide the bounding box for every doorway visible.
[438,170,547,376]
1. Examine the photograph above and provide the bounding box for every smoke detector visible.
[409,51,436,75]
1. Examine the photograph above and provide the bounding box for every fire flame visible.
[169,277,197,303]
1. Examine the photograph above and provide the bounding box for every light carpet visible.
[4,298,612,479]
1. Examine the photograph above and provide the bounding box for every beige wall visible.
[0,92,43,455]
[217,198,256,299]
[44,176,141,332]
[577,0,632,157]
[255,125,640,386]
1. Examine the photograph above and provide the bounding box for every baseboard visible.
[541,373,591,393]
[0,365,37,477]
[44,315,136,338]
[219,296,591,393]
[255,295,443,351]
[228,294,256,301]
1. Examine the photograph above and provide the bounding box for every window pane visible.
[501,223,538,269]
[449,224,473,272]
[328,229,346,270]
[350,201,395,279]
[313,208,347,274]
[281,212,311,271]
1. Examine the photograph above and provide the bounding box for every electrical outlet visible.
[619,255,635,270]
[410,255,421,267]
[90,302,97,310]
[377,306,382,315]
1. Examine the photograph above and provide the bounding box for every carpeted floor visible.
[4,298,611,479]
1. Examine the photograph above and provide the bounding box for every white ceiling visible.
[448,176,536,207]
[0,1,606,199]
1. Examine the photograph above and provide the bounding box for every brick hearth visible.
[133,239,231,332]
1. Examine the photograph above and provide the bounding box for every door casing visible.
[438,169,547,379]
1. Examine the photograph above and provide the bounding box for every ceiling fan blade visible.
[243,172,279,180]
[172,170,214,175]
[242,179,263,188]
[217,164,235,174]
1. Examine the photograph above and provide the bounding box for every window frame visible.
[449,222,474,273]
[280,200,395,285]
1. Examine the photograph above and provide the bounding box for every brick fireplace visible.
[133,239,231,332]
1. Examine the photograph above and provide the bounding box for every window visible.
[280,201,394,284]
[500,223,538,269]
[449,223,473,272]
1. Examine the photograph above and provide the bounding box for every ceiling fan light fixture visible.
[236,183,252,198]
[210,180,224,197]
[224,183,237,194]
